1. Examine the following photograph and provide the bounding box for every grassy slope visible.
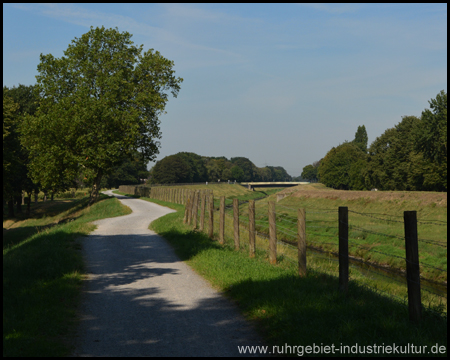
[3,194,131,357]
[149,197,447,357]
[257,185,447,283]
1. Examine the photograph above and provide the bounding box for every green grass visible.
[241,192,447,284]
[148,202,447,356]
[3,194,132,357]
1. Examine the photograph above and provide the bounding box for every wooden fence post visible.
[192,191,199,229]
[248,200,255,258]
[338,206,349,293]
[219,196,225,244]
[184,196,190,224]
[298,208,307,277]
[269,201,277,264]
[233,198,240,250]
[187,191,193,226]
[208,194,214,239]
[200,192,206,231]
[404,211,421,322]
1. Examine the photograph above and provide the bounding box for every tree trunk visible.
[26,191,32,217]
[15,195,22,213]
[89,170,103,206]
[8,197,14,218]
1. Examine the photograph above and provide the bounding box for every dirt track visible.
[72,190,264,357]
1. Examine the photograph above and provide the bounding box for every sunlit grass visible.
[148,200,447,356]
[3,194,131,357]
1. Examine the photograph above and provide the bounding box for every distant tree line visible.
[301,90,447,192]
[149,152,292,184]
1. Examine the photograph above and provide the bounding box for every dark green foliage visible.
[100,151,149,188]
[230,157,258,181]
[414,90,447,165]
[150,153,292,184]
[364,116,420,190]
[364,114,446,192]
[3,85,40,215]
[230,166,245,182]
[177,152,208,182]
[352,125,368,153]
[264,166,292,182]
[150,154,191,184]
[317,91,446,191]
[301,164,318,182]
[19,26,182,205]
[318,142,366,190]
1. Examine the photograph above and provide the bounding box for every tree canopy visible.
[3,85,40,216]
[19,26,183,204]
[301,164,318,182]
[353,125,368,153]
[318,142,367,190]
[100,151,149,189]
[316,90,447,192]
[149,153,292,184]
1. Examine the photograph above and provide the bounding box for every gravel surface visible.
[72,190,265,357]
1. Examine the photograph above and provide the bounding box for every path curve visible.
[72,190,265,357]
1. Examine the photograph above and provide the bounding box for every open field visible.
[253,184,447,283]
[3,195,131,357]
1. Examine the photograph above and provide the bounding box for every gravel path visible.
[72,190,265,357]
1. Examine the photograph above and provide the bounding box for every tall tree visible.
[353,125,368,153]
[412,90,447,191]
[3,85,40,216]
[20,26,183,205]
[364,116,422,191]
[150,154,190,184]
[414,90,447,165]
[301,164,318,182]
[318,142,366,190]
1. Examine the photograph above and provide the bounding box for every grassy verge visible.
[239,192,447,284]
[3,194,132,357]
[148,200,447,356]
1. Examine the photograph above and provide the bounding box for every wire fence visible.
[151,187,447,320]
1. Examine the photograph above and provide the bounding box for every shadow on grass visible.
[3,227,86,357]
[154,221,448,355]
[3,194,117,250]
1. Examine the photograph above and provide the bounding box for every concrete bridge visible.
[240,182,309,191]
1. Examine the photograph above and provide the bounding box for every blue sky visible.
[3,3,447,177]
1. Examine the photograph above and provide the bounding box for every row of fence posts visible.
[338,207,421,322]
[167,191,423,323]
[149,187,213,207]
[182,195,309,276]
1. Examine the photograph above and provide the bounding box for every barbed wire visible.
[417,238,447,248]
[275,204,336,213]
[348,210,405,224]
[346,237,407,261]
[195,201,447,294]
[349,209,447,226]
[345,222,405,241]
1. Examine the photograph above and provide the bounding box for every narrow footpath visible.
[72,190,265,357]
